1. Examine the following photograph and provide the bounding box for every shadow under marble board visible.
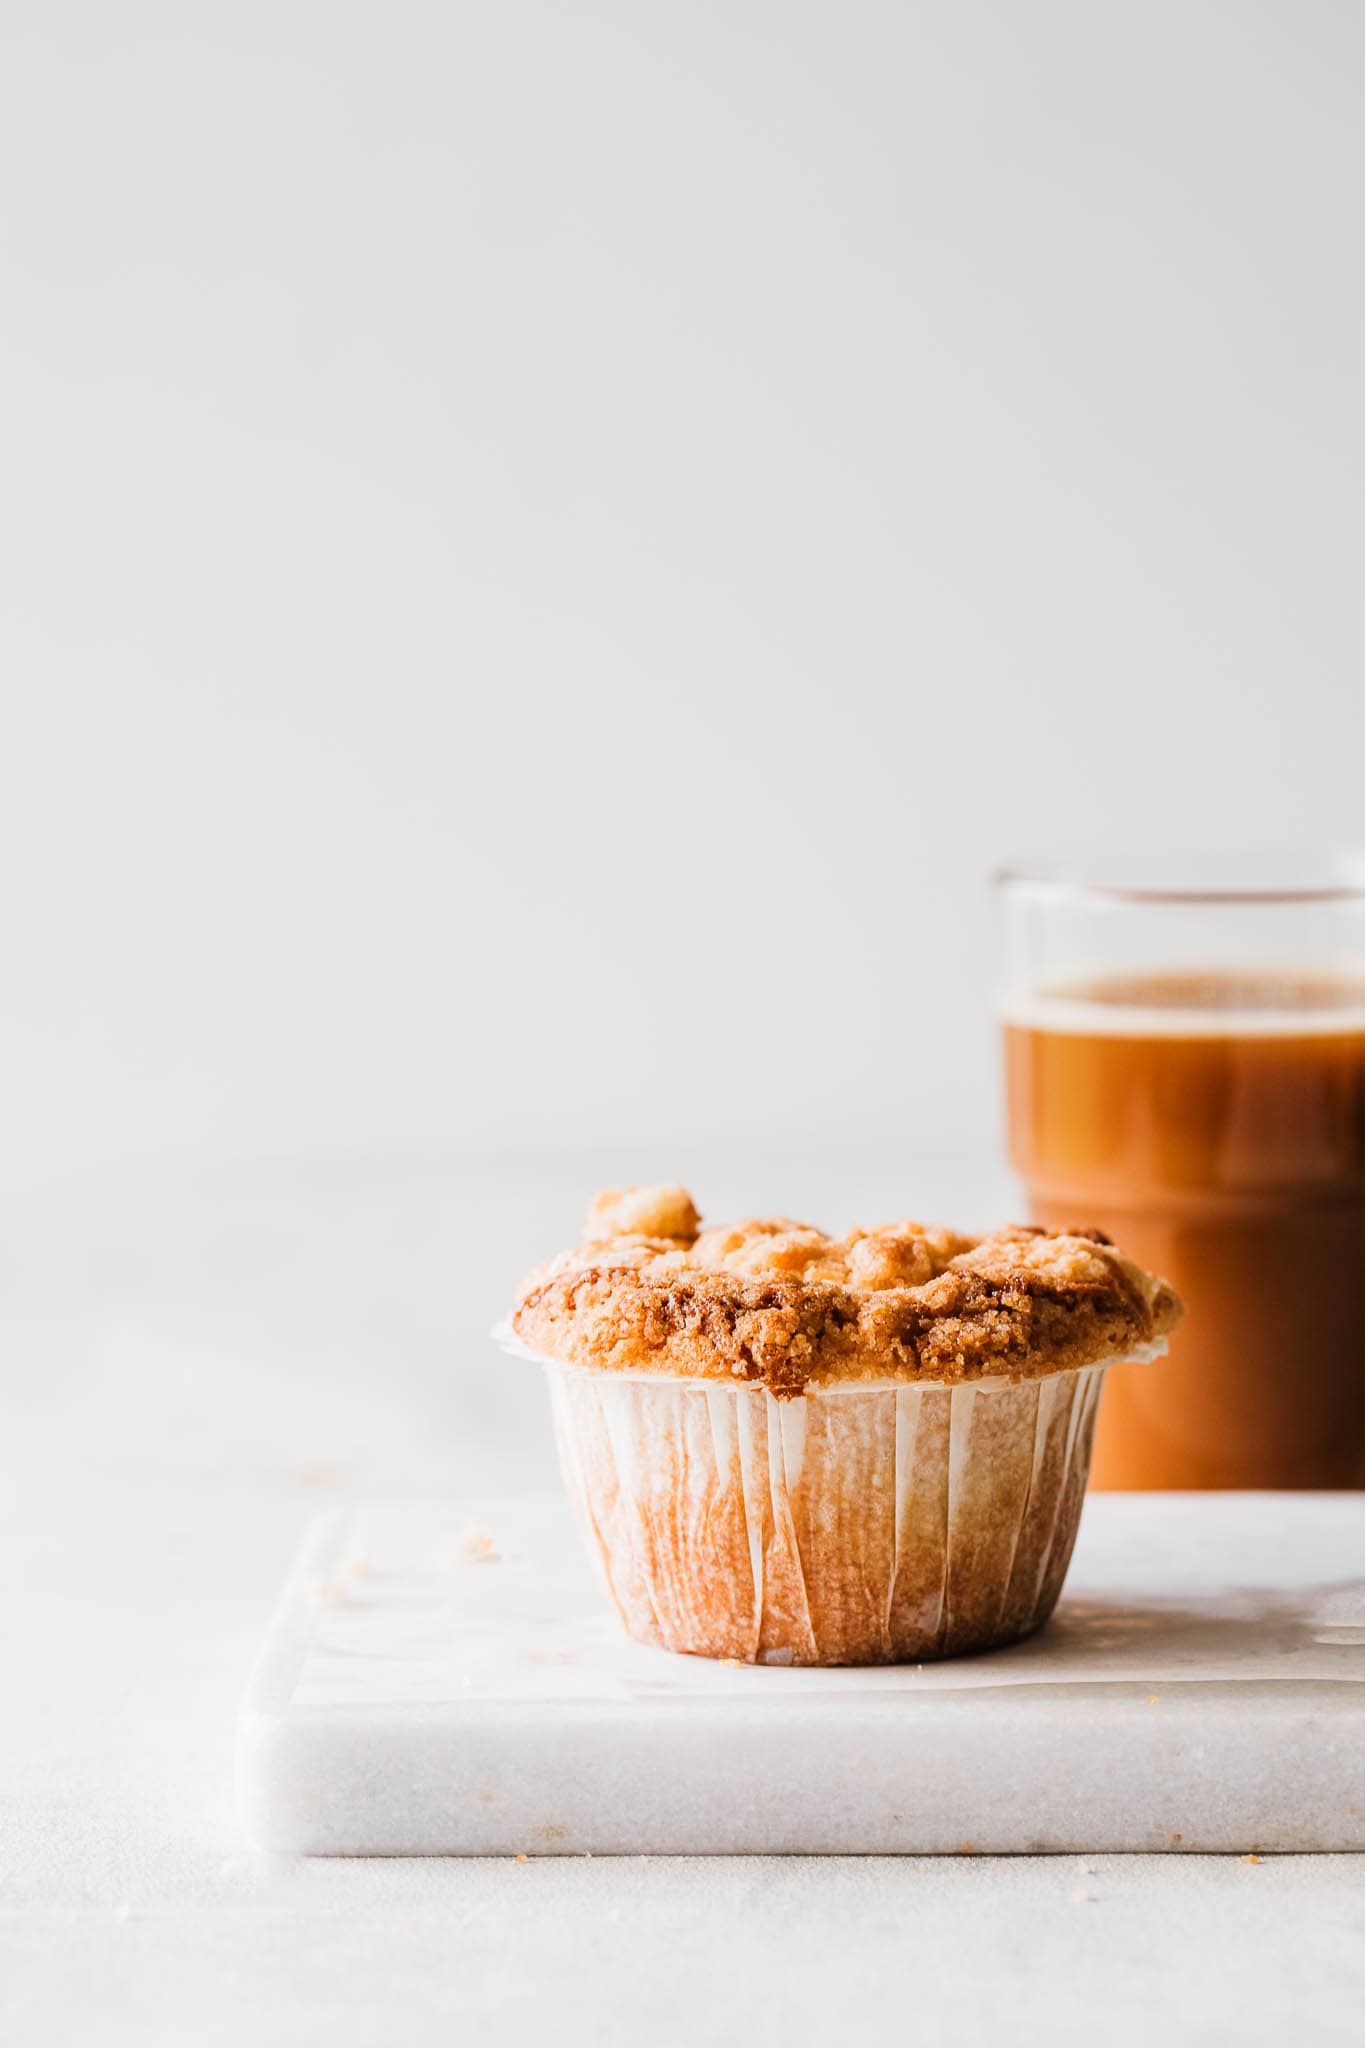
[238,1492,1365,1855]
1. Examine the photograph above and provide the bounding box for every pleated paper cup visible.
[539,1359,1115,1665]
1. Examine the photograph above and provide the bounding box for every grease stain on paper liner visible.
[545,1363,1106,1665]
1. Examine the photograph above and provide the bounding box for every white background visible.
[5,0,1365,1185]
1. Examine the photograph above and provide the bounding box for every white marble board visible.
[237,1492,1365,1856]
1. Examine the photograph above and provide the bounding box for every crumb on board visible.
[460,1529,500,1564]
[1070,1888,1093,1904]
[1147,1695,1160,1705]
[513,1853,529,1865]
[295,1464,341,1489]
[346,1557,372,1580]
[1244,1853,1263,1865]
[314,1581,346,1605]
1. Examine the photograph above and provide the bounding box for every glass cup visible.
[996,854,1365,1490]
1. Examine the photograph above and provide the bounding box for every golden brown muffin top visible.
[510,1184,1183,1394]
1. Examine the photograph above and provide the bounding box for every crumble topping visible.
[510,1185,1183,1393]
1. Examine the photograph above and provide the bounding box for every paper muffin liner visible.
[537,1359,1115,1665]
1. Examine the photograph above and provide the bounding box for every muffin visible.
[503,1184,1182,1666]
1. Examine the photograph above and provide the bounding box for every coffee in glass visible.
[998,864,1365,1490]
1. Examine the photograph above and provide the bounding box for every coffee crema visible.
[1003,970,1365,1489]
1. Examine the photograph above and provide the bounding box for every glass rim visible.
[994,851,1365,909]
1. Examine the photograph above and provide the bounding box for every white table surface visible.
[5,1153,1364,2046]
